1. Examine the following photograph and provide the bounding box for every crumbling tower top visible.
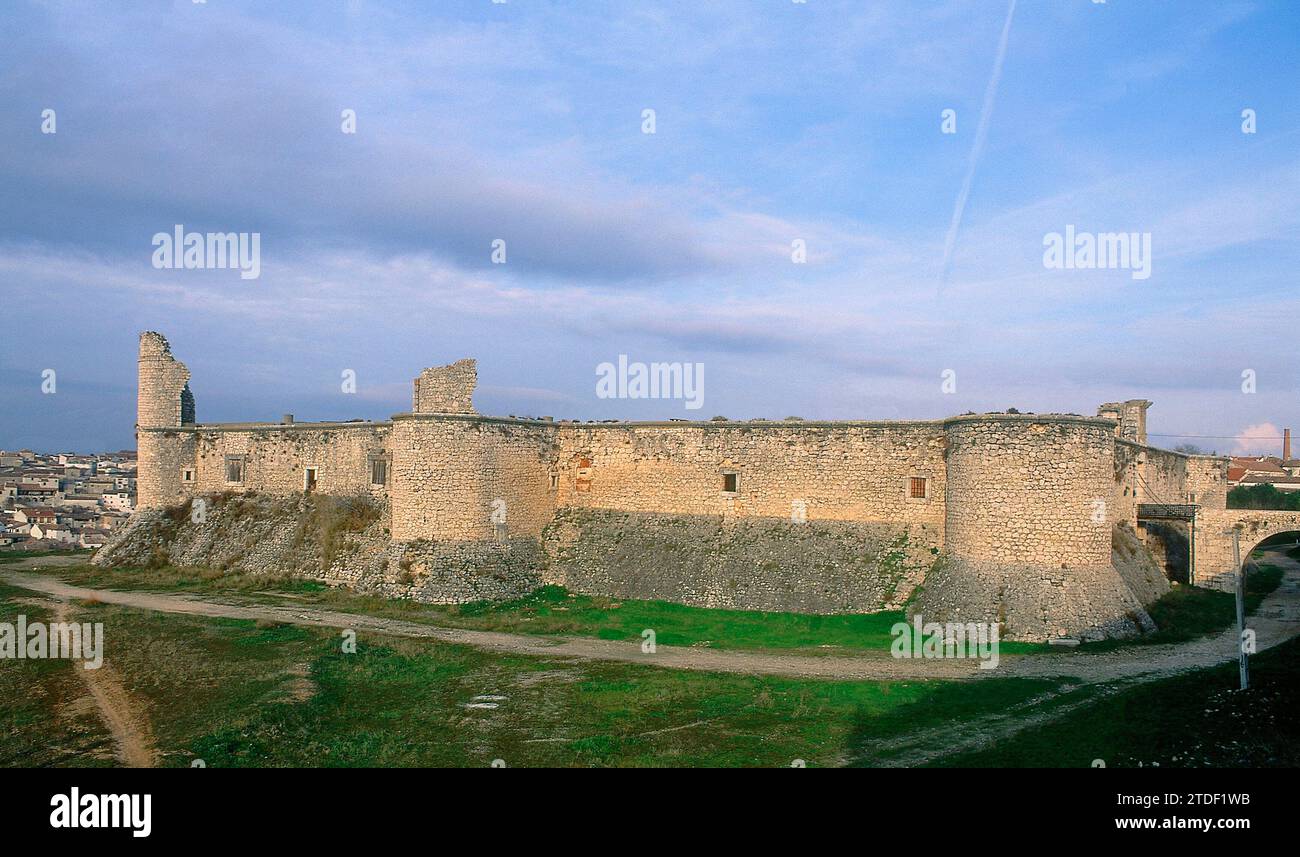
[138,331,194,428]
[412,359,477,415]
[1098,399,1152,445]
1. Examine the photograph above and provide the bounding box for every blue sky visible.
[2,0,1298,454]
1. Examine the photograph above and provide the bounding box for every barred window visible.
[909,477,927,499]
[371,458,387,486]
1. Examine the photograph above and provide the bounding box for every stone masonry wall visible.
[412,359,477,414]
[139,422,391,509]
[556,421,946,529]
[388,415,557,542]
[189,423,390,497]
[131,332,1204,636]
[919,415,1153,641]
[543,421,946,609]
[137,332,192,429]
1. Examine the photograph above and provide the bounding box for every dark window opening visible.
[224,456,244,484]
[722,472,738,493]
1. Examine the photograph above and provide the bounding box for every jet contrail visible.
[940,0,1017,286]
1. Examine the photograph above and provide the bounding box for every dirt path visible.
[843,549,1300,766]
[51,600,156,768]
[5,551,1298,687]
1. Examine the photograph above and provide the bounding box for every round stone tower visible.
[918,414,1149,641]
[136,332,195,509]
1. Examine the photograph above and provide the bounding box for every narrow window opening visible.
[224,456,244,484]
[909,477,927,499]
[304,467,318,493]
[370,458,387,486]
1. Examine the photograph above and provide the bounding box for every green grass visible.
[0,583,1068,767]
[0,581,115,767]
[22,564,1047,655]
[933,634,1300,767]
[1077,563,1285,652]
[0,549,92,565]
[6,574,1297,767]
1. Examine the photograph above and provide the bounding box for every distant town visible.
[0,449,136,552]
[1227,428,1300,498]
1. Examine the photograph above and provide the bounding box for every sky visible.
[1,0,1298,455]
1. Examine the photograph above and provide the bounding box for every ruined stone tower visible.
[137,331,193,429]
[135,332,195,509]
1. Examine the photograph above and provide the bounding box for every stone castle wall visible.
[917,415,1154,640]
[125,332,1232,639]
[542,421,947,610]
[185,423,391,498]
[388,415,557,542]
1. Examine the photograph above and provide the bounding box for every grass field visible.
[3,563,1296,767]
[933,633,1300,768]
[0,581,1068,767]
[16,559,1281,658]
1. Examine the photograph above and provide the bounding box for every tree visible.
[1228,483,1300,511]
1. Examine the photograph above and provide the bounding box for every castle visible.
[129,331,1289,642]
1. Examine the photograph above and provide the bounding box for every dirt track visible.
[53,598,157,767]
[5,551,1298,685]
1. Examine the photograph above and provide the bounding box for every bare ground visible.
[51,599,157,768]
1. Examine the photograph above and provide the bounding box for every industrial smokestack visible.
[1285,428,1291,461]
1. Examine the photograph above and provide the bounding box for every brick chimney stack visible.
[1285,428,1291,461]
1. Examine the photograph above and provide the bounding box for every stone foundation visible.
[542,507,939,614]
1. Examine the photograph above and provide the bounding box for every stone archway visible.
[1194,510,1300,590]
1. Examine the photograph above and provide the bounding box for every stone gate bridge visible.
[1195,509,1300,588]
[1139,503,1300,589]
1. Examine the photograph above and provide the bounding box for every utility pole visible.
[1232,530,1249,690]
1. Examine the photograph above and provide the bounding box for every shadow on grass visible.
[931,634,1300,767]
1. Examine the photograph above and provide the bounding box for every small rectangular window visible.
[549,473,559,491]
[224,456,244,484]
[909,477,927,499]
[182,469,195,483]
[371,458,387,486]
[304,468,317,493]
[722,472,738,493]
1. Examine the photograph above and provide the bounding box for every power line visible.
[1148,433,1283,440]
